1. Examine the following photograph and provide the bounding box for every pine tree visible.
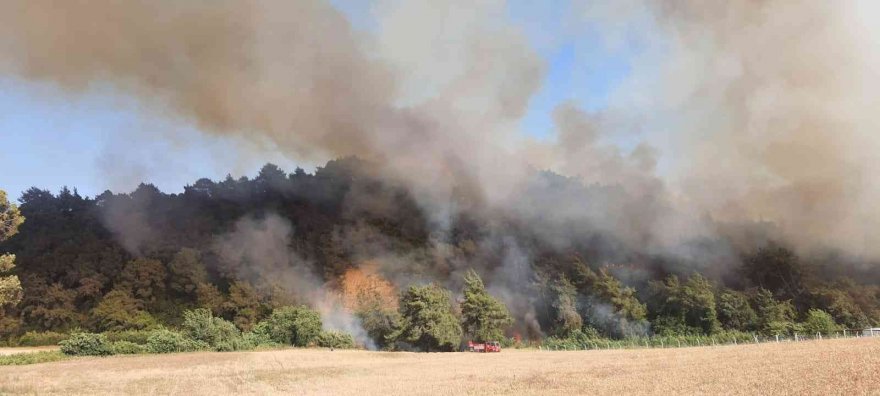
[460,270,512,342]
[392,284,462,352]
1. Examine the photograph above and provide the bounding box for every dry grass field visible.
[1,338,878,395]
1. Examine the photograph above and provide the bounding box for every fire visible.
[338,262,398,312]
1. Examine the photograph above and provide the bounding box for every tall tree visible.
[649,274,721,335]
[393,284,462,352]
[0,189,24,308]
[717,289,758,331]
[571,262,647,338]
[753,288,798,335]
[551,275,583,337]
[460,270,512,342]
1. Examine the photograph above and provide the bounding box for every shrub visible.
[103,329,153,345]
[110,340,146,355]
[214,337,257,352]
[181,308,242,349]
[241,328,278,349]
[254,306,322,347]
[17,331,68,346]
[145,328,208,354]
[543,328,602,350]
[59,332,113,356]
[0,351,67,366]
[316,330,356,349]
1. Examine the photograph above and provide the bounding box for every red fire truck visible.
[467,340,501,352]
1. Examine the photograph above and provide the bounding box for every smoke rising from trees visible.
[2,1,880,342]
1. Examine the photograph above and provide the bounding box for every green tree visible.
[21,281,80,330]
[181,308,241,349]
[649,274,720,335]
[167,248,209,296]
[117,258,167,305]
[551,276,582,337]
[717,289,758,331]
[393,284,462,352]
[90,289,157,332]
[810,286,869,329]
[802,309,841,335]
[357,306,400,350]
[460,270,512,342]
[742,245,807,301]
[571,263,647,337]
[253,305,322,347]
[222,281,262,331]
[196,282,225,315]
[753,288,798,335]
[0,189,24,308]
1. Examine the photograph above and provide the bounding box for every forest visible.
[1,157,879,350]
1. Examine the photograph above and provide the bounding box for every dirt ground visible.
[1,337,878,395]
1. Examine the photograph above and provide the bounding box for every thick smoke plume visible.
[3,0,880,332]
[214,214,373,347]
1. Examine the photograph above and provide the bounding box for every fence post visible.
[843,329,847,338]
[775,334,779,343]
[794,333,798,342]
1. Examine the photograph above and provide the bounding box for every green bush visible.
[542,329,758,350]
[802,309,841,335]
[543,328,601,350]
[17,331,68,346]
[104,329,153,345]
[241,329,279,349]
[316,330,356,349]
[145,328,208,354]
[110,340,146,355]
[181,308,242,350]
[0,351,68,366]
[214,337,257,352]
[59,332,113,356]
[254,306,322,347]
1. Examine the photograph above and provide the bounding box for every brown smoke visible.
[605,0,880,257]
[2,0,880,260]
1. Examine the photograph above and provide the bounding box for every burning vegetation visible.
[1,0,880,350]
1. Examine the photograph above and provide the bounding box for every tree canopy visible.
[0,160,878,345]
[460,270,512,342]
[393,284,462,352]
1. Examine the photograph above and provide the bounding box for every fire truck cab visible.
[467,340,501,352]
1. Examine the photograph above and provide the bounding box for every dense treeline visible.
[0,158,878,349]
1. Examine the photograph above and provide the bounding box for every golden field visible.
[1,338,878,395]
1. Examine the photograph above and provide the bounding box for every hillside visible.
[1,158,879,345]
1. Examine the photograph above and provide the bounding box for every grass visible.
[0,338,878,395]
[0,351,67,366]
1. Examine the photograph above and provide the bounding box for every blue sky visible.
[0,1,636,201]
